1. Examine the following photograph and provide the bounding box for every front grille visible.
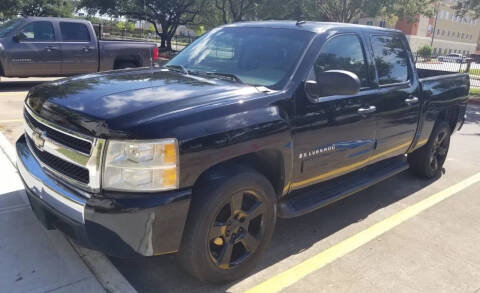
[24,111,92,154]
[26,135,90,184]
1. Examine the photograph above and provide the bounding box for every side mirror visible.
[305,70,361,98]
[13,32,27,43]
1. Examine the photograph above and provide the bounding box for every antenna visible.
[296,13,306,26]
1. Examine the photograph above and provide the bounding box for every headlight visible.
[103,139,178,192]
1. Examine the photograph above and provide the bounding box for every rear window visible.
[60,22,91,42]
[371,35,409,85]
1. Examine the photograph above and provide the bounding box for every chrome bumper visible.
[16,135,86,223]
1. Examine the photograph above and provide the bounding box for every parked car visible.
[437,53,470,63]
[16,21,469,283]
[0,17,158,77]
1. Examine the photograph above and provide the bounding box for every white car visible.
[438,53,469,63]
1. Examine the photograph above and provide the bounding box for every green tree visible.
[0,0,20,21]
[79,0,205,51]
[0,0,75,20]
[312,0,433,23]
[417,45,433,60]
[19,0,75,17]
[454,0,480,19]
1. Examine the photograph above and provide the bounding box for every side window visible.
[371,35,409,85]
[20,21,55,41]
[60,22,91,42]
[313,34,368,88]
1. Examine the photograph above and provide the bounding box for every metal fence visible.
[92,23,197,51]
[413,52,480,88]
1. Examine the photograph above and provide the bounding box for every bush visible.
[417,45,433,60]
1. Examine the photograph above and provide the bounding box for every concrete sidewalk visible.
[0,143,105,292]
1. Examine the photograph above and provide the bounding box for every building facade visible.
[355,0,480,55]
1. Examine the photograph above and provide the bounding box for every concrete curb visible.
[0,131,16,166]
[0,131,136,293]
[69,241,137,293]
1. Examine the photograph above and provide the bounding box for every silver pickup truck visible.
[0,17,159,77]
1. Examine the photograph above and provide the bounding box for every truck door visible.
[59,21,98,75]
[367,34,421,164]
[8,21,61,77]
[292,33,378,191]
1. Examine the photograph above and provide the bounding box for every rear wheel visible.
[177,168,276,283]
[408,121,451,179]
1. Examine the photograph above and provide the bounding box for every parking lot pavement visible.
[1,79,480,292]
[0,77,61,144]
[111,106,480,293]
[0,136,105,293]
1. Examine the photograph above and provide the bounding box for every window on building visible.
[461,33,465,39]
[457,32,460,38]
[446,49,450,54]
[446,11,450,19]
[441,29,445,36]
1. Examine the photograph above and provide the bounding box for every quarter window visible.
[371,35,409,85]
[60,22,90,42]
[20,21,55,41]
[312,34,368,88]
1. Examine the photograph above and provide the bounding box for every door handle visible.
[357,106,376,115]
[45,46,58,52]
[82,46,93,52]
[405,96,419,105]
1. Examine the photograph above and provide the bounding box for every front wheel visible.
[408,121,451,178]
[177,168,276,283]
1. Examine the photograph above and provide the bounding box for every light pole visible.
[430,1,440,47]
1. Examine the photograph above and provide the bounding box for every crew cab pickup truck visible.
[16,21,469,283]
[0,17,158,77]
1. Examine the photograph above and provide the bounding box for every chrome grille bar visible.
[23,106,105,193]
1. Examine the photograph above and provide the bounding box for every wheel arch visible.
[437,104,461,133]
[193,149,286,199]
[113,55,142,69]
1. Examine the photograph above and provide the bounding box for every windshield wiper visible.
[189,70,244,84]
[204,72,244,84]
[165,65,188,74]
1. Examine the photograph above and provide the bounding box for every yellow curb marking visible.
[247,172,480,293]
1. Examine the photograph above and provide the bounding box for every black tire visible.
[408,120,451,179]
[177,167,276,284]
[114,61,137,70]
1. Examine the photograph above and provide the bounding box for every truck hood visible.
[26,68,261,138]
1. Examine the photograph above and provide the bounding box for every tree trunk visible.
[166,35,173,51]
[160,37,166,49]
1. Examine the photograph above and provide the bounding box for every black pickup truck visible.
[16,21,468,283]
[0,17,158,77]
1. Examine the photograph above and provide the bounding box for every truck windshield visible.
[0,18,24,38]
[167,27,314,89]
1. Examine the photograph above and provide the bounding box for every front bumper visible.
[16,135,191,257]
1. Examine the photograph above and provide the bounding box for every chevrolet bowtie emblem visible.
[31,128,46,151]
